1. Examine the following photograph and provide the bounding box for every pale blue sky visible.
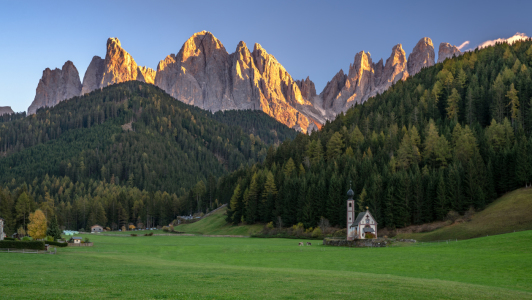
[1,0,531,112]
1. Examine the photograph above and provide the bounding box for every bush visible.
[4,237,15,241]
[46,241,68,247]
[144,232,154,236]
[365,232,375,239]
[312,227,322,238]
[84,238,90,243]
[333,229,347,237]
[446,210,460,223]
[0,240,45,250]
[162,226,169,232]
[131,234,137,237]
[21,236,31,241]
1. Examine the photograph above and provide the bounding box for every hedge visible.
[0,240,45,250]
[46,241,68,247]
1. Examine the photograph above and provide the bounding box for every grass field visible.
[396,188,532,241]
[176,207,263,236]
[1,230,532,299]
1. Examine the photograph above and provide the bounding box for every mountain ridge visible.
[26,32,469,132]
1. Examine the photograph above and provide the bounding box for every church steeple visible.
[346,182,356,240]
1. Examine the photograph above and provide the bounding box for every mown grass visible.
[1,230,531,299]
[397,188,532,241]
[176,207,263,236]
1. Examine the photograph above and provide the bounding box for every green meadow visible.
[1,231,531,299]
[397,188,532,241]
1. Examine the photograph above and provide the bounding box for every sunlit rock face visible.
[28,61,82,115]
[315,44,409,115]
[437,42,461,63]
[154,31,314,132]
[81,38,155,95]
[407,37,435,76]
[0,106,14,116]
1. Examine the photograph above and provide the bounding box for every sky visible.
[1,0,531,113]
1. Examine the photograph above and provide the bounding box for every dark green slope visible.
[0,82,294,194]
[215,39,532,230]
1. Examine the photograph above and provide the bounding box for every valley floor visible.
[1,231,532,299]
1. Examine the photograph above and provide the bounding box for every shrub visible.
[0,240,45,250]
[84,238,90,243]
[22,236,31,241]
[312,227,322,238]
[365,232,375,239]
[4,237,15,241]
[162,226,169,232]
[46,241,68,247]
[266,222,274,229]
[446,210,460,223]
[333,229,347,237]
[144,232,154,236]
[131,234,137,237]
[45,236,54,242]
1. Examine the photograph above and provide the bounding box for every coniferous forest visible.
[219,39,532,229]
[2,39,532,235]
[0,82,296,234]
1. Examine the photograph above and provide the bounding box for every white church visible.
[346,187,378,240]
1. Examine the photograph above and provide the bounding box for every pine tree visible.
[46,216,62,240]
[435,171,448,220]
[506,83,519,126]
[447,88,461,122]
[327,132,345,161]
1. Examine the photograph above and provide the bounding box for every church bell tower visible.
[346,185,356,240]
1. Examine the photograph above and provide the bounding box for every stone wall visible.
[323,238,389,247]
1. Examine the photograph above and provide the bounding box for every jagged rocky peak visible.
[81,56,104,95]
[378,44,409,90]
[28,60,82,115]
[296,77,317,101]
[437,42,461,63]
[321,69,347,109]
[407,37,435,75]
[153,31,313,132]
[137,66,155,84]
[81,37,155,95]
[0,106,14,116]
[101,37,139,87]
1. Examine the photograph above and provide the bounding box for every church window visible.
[349,203,352,207]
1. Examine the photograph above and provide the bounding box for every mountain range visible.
[10,32,525,132]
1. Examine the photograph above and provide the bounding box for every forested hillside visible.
[214,39,532,229]
[0,82,296,233]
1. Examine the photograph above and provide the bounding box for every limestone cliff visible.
[407,37,435,76]
[315,44,408,115]
[154,31,313,132]
[81,38,155,95]
[437,42,461,63]
[28,61,82,115]
[0,106,14,116]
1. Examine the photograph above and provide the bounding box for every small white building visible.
[72,237,83,244]
[346,188,378,240]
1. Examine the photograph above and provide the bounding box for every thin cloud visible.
[456,41,470,51]
[477,32,529,49]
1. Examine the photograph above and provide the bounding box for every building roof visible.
[91,225,102,228]
[353,212,367,224]
[72,237,82,240]
[346,188,354,200]
[363,227,375,233]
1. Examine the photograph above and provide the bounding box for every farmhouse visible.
[91,225,103,233]
[0,217,4,241]
[346,188,378,240]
